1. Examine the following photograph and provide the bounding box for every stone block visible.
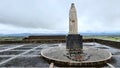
[66,34,83,50]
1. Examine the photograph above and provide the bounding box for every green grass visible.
[0,36,24,41]
[84,36,120,41]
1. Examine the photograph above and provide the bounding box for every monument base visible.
[41,45,112,67]
[66,34,83,53]
[66,51,90,61]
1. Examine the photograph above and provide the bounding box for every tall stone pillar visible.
[66,3,83,54]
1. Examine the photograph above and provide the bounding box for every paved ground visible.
[0,44,52,67]
[0,43,119,67]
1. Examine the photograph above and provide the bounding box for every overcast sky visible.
[0,0,120,34]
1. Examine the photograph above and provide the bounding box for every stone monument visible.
[41,3,112,66]
[66,3,83,55]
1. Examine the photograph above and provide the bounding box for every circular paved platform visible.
[41,45,112,67]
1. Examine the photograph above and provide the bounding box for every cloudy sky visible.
[0,0,120,34]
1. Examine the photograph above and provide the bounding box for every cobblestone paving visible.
[0,43,119,67]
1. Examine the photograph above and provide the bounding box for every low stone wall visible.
[0,38,120,49]
[83,38,94,42]
[84,38,120,49]
[94,39,120,48]
[0,40,66,44]
[0,41,29,44]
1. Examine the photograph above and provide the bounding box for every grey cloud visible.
[0,0,120,32]
[0,0,66,29]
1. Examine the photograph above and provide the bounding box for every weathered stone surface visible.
[41,45,112,67]
[67,3,83,54]
[69,3,78,34]
[66,34,83,50]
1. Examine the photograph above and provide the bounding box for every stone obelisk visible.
[67,3,83,54]
[69,3,78,34]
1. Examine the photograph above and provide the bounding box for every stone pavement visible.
[0,43,119,67]
[41,43,112,67]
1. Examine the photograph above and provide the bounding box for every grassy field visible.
[84,35,120,41]
[0,36,24,41]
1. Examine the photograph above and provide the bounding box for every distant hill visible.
[0,32,120,37]
[0,33,66,37]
